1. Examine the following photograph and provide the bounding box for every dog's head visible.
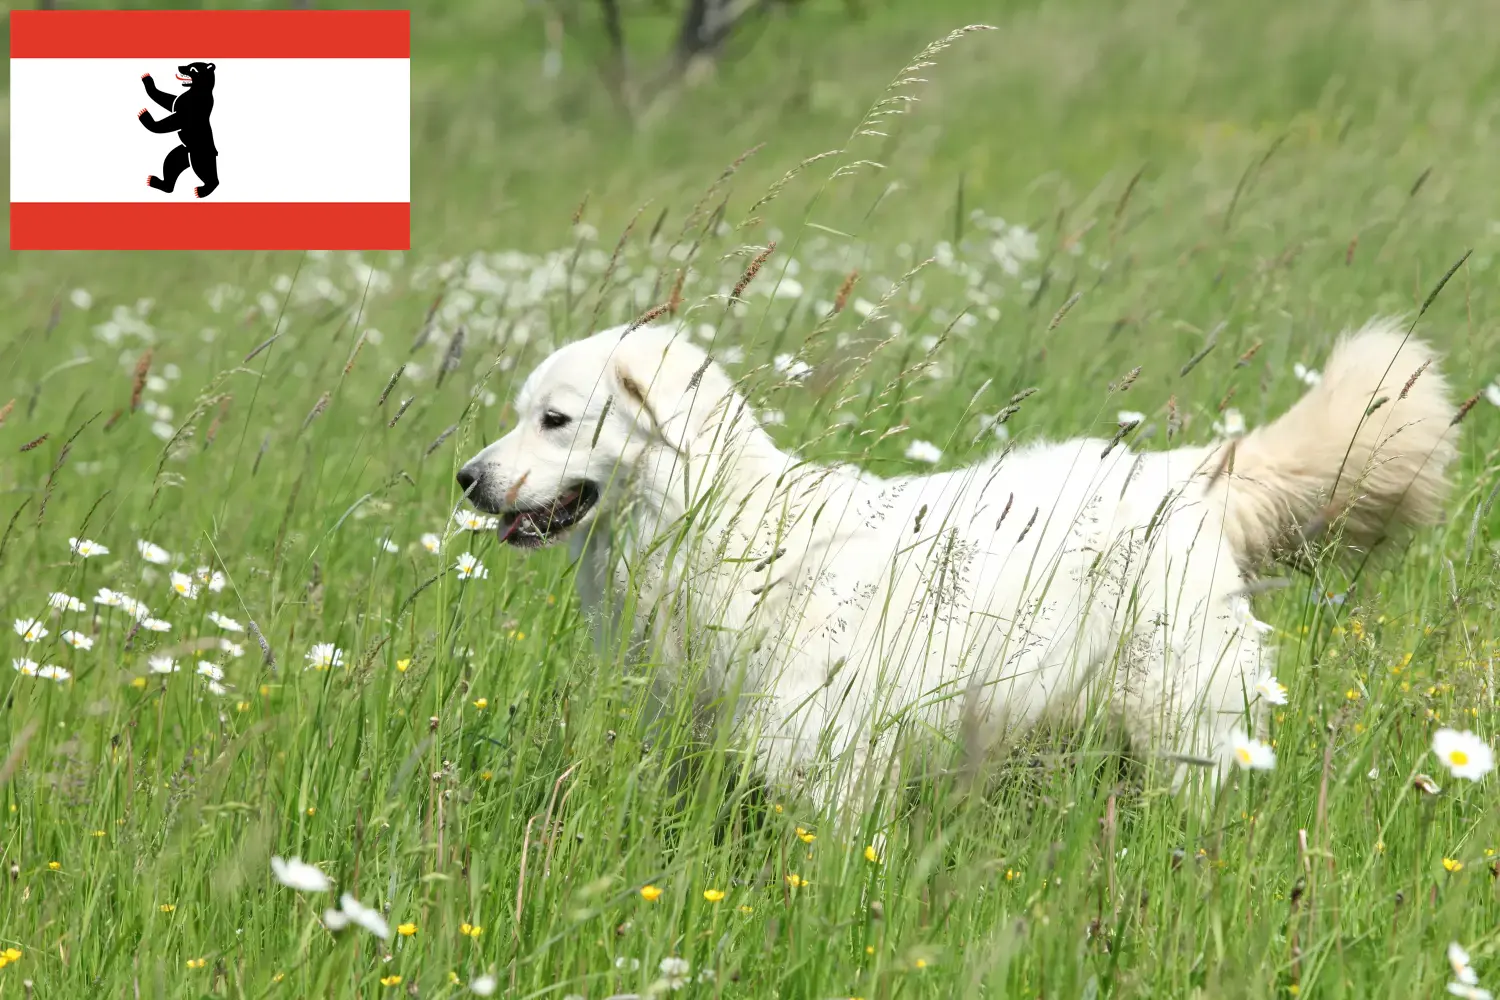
[457,324,735,549]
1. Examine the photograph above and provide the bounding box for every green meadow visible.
[2,0,1500,996]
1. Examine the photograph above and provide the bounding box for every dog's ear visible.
[609,335,731,455]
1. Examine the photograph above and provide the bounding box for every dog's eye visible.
[540,409,572,430]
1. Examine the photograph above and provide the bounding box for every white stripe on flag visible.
[10,59,409,203]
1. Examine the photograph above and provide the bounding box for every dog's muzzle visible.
[495,481,601,548]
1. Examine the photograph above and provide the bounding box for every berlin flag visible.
[9,9,410,251]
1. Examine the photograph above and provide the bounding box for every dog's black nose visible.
[456,466,480,496]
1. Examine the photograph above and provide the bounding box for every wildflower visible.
[306,643,345,670]
[471,974,498,996]
[1414,773,1443,796]
[36,665,70,681]
[455,552,489,580]
[421,532,442,553]
[60,630,94,651]
[159,903,176,913]
[186,958,207,969]
[194,567,227,592]
[1255,673,1288,705]
[140,617,171,632]
[323,893,390,940]
[738,905,754,914]
[1230,596,1274,635]
[207,611,244,632]
[137,540,172,564]
[1230,729,1276,770]
[219,639,245,658]
[169,571,200,600]
[773,354,813,382]
[397,922,417,936]
[915,958,930,970]
[1117,410,1146,426]
[380,975,402,987]
[377,537,400,555]
[796,826,816,844]
[1484,382,1500,408]
[148,655,178,675]
[473,698,488,710]
[47,861,61,870]
[1432,729,1495,781]
[639,885,663,902]
[69,537,109,558]
[703,888,725,902]
[196,662,225,682]
[785,873,807,888]
[1444,857,1464,872]
[271,856,332,892]
[48,592,87,613]
[460,922,483,938]
[1213,408,1247,437]
[129,677,147,689]
[659,957,691,991]
[454,510,499,532]
[864,844,881,864]
[904,439,943,464]
[70,288,93,309]
[1293,362,1321,386]
[14,618,48,643]
[1449,942,1480,986]
[396,659,411,672]
[0,947,22,969]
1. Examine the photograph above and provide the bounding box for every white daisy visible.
[148,655,179,675]
[1484,382,1500,408]
[271,856,332,893]
[95,588,124,609]
[169,571,200,600]
[207,611,244,632]
[36,665,71,682]
[306,643,344,670]
[453,510,499,532]
[195,566,227,592]
[323,893,390,940]
[376,537,400,554]
[69,537,110,558]
[196,662,224,682]
[1432,729,1495,781]
[48,592,88,613]
[219,638,245,659]
[14,618,48,643]
[420,532,442,554]
[1213,408,1247,437]
[904,439,943,464]
[773,354,813,382]
[1229,729,1276,771]
[454,552,489,580]
[470,975,498,997]
[1448,984,1493,1000]
[205,680,228,696]
[13,658,39,676]
[140,617,171,632]
[1117,410,1146,426]
[60,630,94,651]
[136,539,172,565]
[1254,673,1288,705]
[1230,596,1274,635]
[120,596,151,621]
[1293,362,1321,386]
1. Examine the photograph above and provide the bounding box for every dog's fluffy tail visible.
[1208,318,1458,567]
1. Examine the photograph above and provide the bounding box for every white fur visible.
[459,319,1456,809]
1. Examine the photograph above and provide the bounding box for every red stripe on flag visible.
[10,203,410,251]
[11,10,410,59]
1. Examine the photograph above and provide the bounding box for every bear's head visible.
[175,62,216,89]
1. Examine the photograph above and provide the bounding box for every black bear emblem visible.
[138,62,219,199]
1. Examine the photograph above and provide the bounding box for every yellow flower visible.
[380,974,402,987]
[129,676,147,689]
[865,945,875,955]
[864,845,880,864]
[738,905,754,915]
[639,885,663,902]
[272,973,284,983]
[186,958,207,969]
[1005,869,1018,882]
[785,873,807,888]
[306,807,316,817]
[915,958,929,970]
[773,804,783,814]
[796,827,816,844]
[1345,688,1361,701]
[1288,986,1300,997]
[47,861,61,871]
[1444,857,1464,872]
[473,698,488,710]
[448,971,461,985]
[397,922,417,936]
[396,659,411,672]
[703,889,725,903]
[259,684,271,696]
[92,830,106,838]
[480,770,493,781]
[236,701,251,712]
[460,922,483,938]
[159,903,176,913]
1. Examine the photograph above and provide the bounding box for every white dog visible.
[458,319,1455,809]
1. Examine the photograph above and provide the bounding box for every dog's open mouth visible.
[497,482,600,548]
